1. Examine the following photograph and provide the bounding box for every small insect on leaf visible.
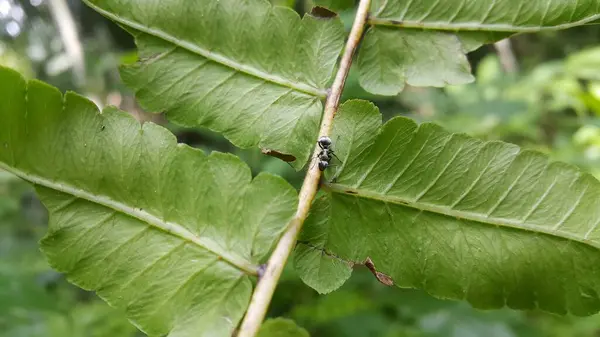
[364,257,394,286]
[316,136,342,172]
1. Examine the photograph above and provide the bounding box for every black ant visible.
[316,136,341,171]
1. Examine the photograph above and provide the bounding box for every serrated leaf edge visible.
[367,14,600,33]
[0,74,261,275]
[83,0,327,98]
[0,160,259,275]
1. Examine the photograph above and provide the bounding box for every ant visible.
[316,136,341,171]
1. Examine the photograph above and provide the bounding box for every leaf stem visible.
[236,0,372,335]
[367,15,600,32]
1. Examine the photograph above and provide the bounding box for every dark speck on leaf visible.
[257,264,267,280]
[311,6,338,18]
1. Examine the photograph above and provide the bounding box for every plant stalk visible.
[494,38,519,73]
[48,0,86,87]
[236,0,372,335]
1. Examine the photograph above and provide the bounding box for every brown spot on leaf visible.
[364,257,394,286]
[261,148,296,163]
[345,190,358,194]
[311,6,338,18]
[373,271,394,286]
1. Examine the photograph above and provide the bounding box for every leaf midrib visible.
[368,14,600,33]
[83,0,327,99]
[0,162,259,275]
[327,183,600,251]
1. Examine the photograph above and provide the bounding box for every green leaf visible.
[83,0,345,169]
[312,0,355,11]
[371,0,600,31]
[0,66,298,337]
[565,46,600,81]
[258,318,310,337]
[294,197,353,294]
[359,0,600,95]
[357,28,474,96]
[295,99,600,315]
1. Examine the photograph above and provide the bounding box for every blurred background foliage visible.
[1,0,600,336]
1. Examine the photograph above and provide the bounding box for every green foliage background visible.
[1,0,600,336]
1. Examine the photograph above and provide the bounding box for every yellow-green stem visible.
[236,0,372,335]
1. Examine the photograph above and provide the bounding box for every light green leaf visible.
[565,46,600,81]
[295,99,600,315]
[371,0,600,31]
[359,0,600,95]
[358,28,474,96]
[257,318,310,337]
[294,197,352,294]
[0,66,298,337]
[83,0,345,169]
[312,0,355,11]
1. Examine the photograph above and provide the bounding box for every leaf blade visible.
[258,318,310,337]
[0,66,298,337]
[313,0,356,12]
[359,0,600,95]
[371,0,600,32]
[295,99,600,315]
[84,0,345,168]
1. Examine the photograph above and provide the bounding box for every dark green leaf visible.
[258,318,310,337]
[295,99,600,315]
[313,0,356,11]
[359,0,600,95]
[84,0,345,168]
[0,66,298,337]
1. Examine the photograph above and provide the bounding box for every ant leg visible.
[309,153,321,170]
[331,151,342,162]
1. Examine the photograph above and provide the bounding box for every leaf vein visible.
[116,241,187,294]
[82,0,326,98]
[519,171,557,225]
[415,135,464,201]
[450,145,499,209]
[0,162,258,274]
[383,130,437,195]
[328,183,600,252]
[485,158,535,217]
[553,179,588,231]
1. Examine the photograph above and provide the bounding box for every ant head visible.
[318,136,332,147]
[318,160,329,171]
